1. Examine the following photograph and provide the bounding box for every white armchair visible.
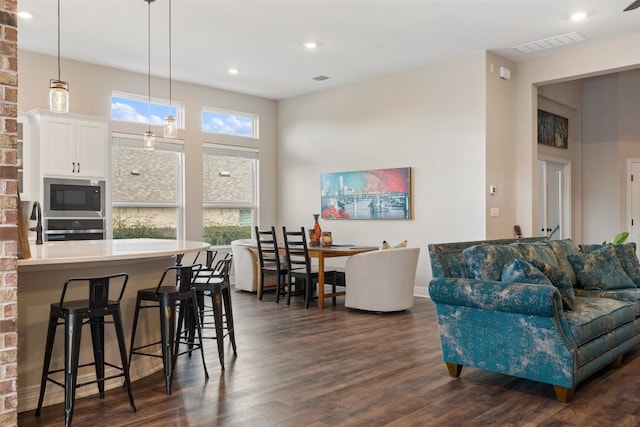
[231,239,258,292]
[345,247,420,312]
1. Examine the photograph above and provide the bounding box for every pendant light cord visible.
[168,0,172,106]
[57,0,61,81]
[147,0,151,132]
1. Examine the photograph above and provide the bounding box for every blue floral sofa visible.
[428,237,640,402]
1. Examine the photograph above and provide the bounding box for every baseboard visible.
[414,286,429,298]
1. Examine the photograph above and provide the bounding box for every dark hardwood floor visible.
[19,287,640,426]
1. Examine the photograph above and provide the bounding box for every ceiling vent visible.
[512,32,586,54]
[312,75,330,81]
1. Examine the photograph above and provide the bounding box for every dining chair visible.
[254,226,288,302]
[282,226,338,308]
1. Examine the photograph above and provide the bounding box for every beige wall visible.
[278,52,489,294]
[17,50,278,241]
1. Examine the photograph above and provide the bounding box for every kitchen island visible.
[17,239,209,412]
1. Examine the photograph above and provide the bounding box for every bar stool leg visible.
[35,312,58,416]
[64,314,83,427]
[222,286,237,355]
[211,288,225,369]
[190,292,210,379]
[89,316,105,398]
[112,308,136,412]
[159,296,176,395]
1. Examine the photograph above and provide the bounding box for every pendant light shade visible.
[49,0,69,113]
[163,0,176,138]
[144,0,155,150]
[49,79,69,113]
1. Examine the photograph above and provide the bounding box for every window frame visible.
[201,107,259,139]
[202,143,259,246]
[111,132,185,240]
[111,91,185,130]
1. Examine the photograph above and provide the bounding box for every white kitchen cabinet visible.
[33,111,108,179]
[17,113,32,200]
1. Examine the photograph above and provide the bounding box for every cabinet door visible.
[75,120,107,178]
[17,115,31,200]
[41,116,76,176]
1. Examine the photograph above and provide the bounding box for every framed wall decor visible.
[538,109,568,149]
[320,167,412,220]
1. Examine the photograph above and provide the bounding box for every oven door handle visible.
[45,229,105,234]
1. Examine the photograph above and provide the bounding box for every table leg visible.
[318,255,325,309]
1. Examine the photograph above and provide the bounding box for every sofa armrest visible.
[429,277,563,317]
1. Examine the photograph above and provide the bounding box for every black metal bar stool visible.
[191,254,237,370]
[128,263,209,395]
[35,272,136,427]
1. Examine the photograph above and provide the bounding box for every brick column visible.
[0,1,18,426]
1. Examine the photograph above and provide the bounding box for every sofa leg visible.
[553,385,574,403]
[610,355,624,368]
[445,362,463,378]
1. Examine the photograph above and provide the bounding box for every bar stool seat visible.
[35,272,136,427]
[128,263,209,395]
[191,255,237,370]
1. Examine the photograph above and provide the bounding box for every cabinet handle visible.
[77,162,80,173]
[72,162,76,173]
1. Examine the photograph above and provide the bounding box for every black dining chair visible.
[282,226,338,308]
[254,226,289,302]
[35,272,136,427]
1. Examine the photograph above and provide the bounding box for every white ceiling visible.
[16,0,640,100]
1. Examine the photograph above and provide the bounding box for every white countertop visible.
[18,238,210,268]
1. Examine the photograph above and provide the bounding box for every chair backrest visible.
[345,247,420,311]
[60,272,129,311]
[193,249,218,268]
[282,226,311,274]
[155,263,203,292]
[255,226,283,273]
[194,256,233,286]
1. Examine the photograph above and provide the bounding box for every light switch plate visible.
[490,208,499,217]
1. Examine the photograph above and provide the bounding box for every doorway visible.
[628,160,640,247]
[537,158,571,240]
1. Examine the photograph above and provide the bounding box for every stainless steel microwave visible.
[43,177,106,218]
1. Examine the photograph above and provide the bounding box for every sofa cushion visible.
[575,287,640,317]
[513,242,558,267]
[564,297,636,346]
[528,258,576,311]
[580,243,640,287]
[546,239,579,286]
[568,245,637,290]
[463,244,522,281]
[501,259,553,287]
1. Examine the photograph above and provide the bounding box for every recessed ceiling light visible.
[571,11,587,21]
[228,68,239,75]
[304,42,318,49]
[17,11,32,19]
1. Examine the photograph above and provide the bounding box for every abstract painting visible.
[320,167,411,220]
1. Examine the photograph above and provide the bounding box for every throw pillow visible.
[546,239,579,286]
[568,245,637,290]
[528,258,576,310]
[501,259,553,287]
[513,242,559,267]
[580,243,640,287]
[463,244,523,281]
[381,240,407,249]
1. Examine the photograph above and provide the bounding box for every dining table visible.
[304,245,379,308]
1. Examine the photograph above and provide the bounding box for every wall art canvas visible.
[538,109,568,149]
[321,167,411,220]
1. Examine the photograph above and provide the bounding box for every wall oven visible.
[43,177,106,241]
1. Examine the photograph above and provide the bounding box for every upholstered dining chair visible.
[282,226,338,308]
[345,247,420,312]
[254,226,288,302]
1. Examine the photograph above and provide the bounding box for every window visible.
[203,144,258,246]
[112,133,184,239]
[202,107,258,138]
[111,91,184,129]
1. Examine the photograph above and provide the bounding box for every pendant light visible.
[143,0,155,150]
[49,0,69,113]
[163,0,177,138]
